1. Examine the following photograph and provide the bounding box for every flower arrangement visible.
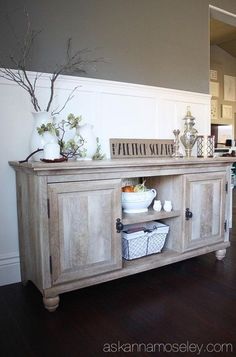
[92,138,106,160]
[37,113,105,160]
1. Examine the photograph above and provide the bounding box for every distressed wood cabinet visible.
[184,172,227,251]
[10,157,234,311]
[48,179,122,285]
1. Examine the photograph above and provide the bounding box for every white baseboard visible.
[0,253,21,286]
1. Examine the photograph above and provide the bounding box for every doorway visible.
[209,6,236,147]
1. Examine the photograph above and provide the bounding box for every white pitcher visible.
[30,111,57,161]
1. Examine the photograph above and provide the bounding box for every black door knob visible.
[185,208,193,220]
[116,218,124,233]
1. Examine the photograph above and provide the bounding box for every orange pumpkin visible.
[122,185,134,192]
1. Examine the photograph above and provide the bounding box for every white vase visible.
[30,111,56,161]
[43,142,61,160]
[76,123,97,160]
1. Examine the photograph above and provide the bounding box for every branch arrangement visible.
[37,113,106,160]
[0,8,103,113]
[37,113,86,159]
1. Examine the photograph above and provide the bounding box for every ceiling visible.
[210,17,236,58]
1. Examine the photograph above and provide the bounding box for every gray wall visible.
[211,45,236,78]
[0,0,236,94]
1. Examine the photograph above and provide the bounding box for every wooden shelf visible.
[123,249,178,270]
[122,241,230,276]
[122,209,181,225]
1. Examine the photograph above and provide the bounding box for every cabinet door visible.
[184,172,226,251]
[48,179,122,285]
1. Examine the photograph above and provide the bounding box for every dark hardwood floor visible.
[1,196,236,357]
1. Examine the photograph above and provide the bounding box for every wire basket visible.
[122,222,169,260]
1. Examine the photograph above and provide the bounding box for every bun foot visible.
[21,280,29,286]
[215,249,226,261]
[43,296,60,312]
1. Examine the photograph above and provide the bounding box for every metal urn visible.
[180,107,198,157]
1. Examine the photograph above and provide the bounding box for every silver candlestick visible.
[172,129,183,158]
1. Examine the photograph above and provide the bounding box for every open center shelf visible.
[122,209,181,225]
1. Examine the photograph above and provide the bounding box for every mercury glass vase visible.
[180,108,198,158]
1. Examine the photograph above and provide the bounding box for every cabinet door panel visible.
[184,173,226,250]
[48,179,122,285]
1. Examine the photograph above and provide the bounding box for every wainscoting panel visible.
[99,92,158,154]
[0,253,21,286]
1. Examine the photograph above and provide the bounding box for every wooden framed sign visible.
[110,138,174,158]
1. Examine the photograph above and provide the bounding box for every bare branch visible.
[3,7,23,52]
[0,65,41,111]
[0,8,42,111]
[0,9,104,113]
[22,69,41,111]
[33,72,42,91]
[51,86,79,116]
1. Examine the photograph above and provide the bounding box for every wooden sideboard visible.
[10,157,235,311]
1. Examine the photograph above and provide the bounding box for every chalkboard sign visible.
[110,138,174,158]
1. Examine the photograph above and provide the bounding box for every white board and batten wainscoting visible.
[0,70,211,285]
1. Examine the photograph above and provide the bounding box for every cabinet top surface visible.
[9,157,235,173]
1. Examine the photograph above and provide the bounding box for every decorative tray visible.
[40,157,68,163]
